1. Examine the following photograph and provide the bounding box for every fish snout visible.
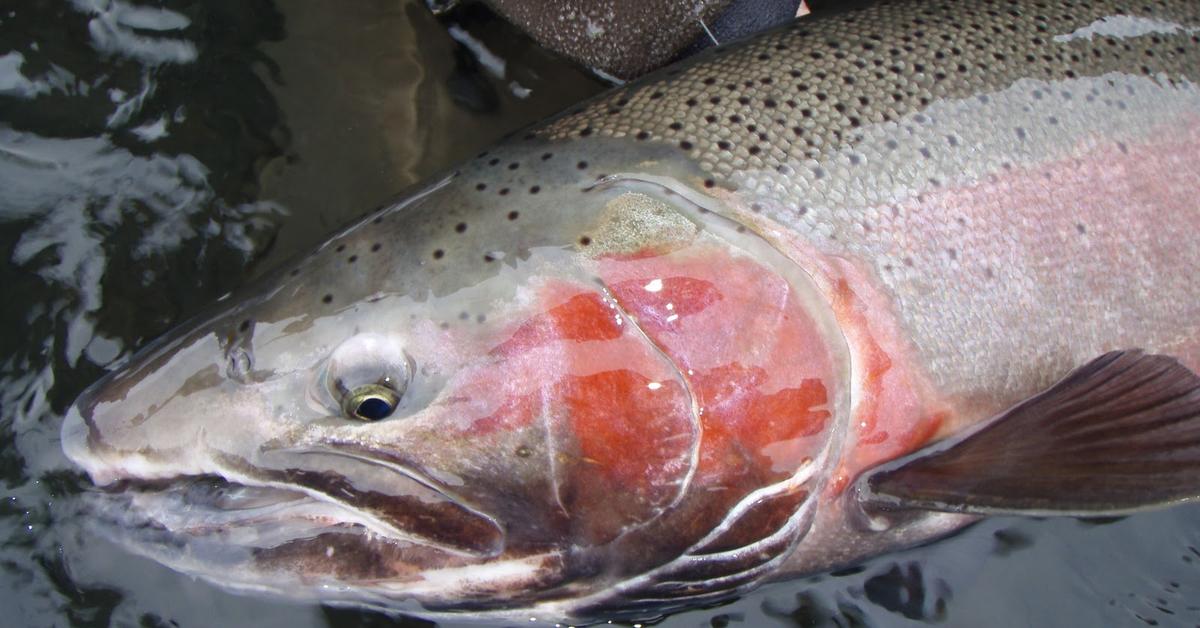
[61,395,111,483]
[60,322,258,485]
[61,379,218,486]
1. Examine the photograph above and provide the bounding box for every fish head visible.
[62,144,851,618]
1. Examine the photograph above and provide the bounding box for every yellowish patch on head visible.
[582,192,697,257]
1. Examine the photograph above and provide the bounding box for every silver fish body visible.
[62,0,1200,621]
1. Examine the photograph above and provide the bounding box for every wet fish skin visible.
[62,0,1200,622]
[544,0,1200,402]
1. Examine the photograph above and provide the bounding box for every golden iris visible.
[343,383,401,421]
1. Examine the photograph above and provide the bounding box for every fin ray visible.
[860,351,1200,516]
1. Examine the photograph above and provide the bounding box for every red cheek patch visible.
[600,246,837,488]
[692,364,829,479]
[558,370,695,543]
[441,240,839,547]
[563,370,687,487]
[610,277,722,333]
[460,279,700,543]
[463,392,537,436]
[458,365,697,546]
[490,291,622,357]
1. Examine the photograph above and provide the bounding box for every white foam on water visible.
[0,126,283,442]
[71,0,197,65]
[0,52,43,99]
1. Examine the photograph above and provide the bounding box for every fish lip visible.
[79,475,557,609]
[81,456,507,559]
[61,401,91,466]
[75,476,476,601]
[61,398,119,479]
[93,475,341,525]
[81,475,362,548]
[81,474,468,557]
[85,474,568,613]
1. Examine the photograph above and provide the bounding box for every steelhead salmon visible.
[61,0,1200,622]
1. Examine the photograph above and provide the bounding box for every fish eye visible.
[323,333,412,421]
[343,383,401,421]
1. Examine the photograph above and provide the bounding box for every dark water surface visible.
[2,2,1198,626]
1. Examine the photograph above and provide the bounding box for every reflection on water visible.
[652,506,1200,628]
[0,0,288,426]
[861,563,949,621]
[251,0,602,272]
[2,1,1199,627]
[1,1,290,624]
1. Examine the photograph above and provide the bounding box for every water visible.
[2,1,1198,626]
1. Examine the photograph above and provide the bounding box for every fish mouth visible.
[76,453,508,553]
[78,473,501,594]
[90,475,364,550]
[78,474,574,612]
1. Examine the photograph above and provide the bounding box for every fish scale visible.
[536,0,1200,408]
[541,0,1200,169]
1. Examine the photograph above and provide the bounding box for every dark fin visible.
[860,350,1200,516]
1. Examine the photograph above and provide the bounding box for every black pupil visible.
[355,396,394,420]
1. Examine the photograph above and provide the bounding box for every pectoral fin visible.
[859,351,1200,517]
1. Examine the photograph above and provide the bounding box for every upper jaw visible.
[76,477,483,598]
[65,420,508,559]
[77,473,571,613]
[88,475,365,549]
[72,464,507,591]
